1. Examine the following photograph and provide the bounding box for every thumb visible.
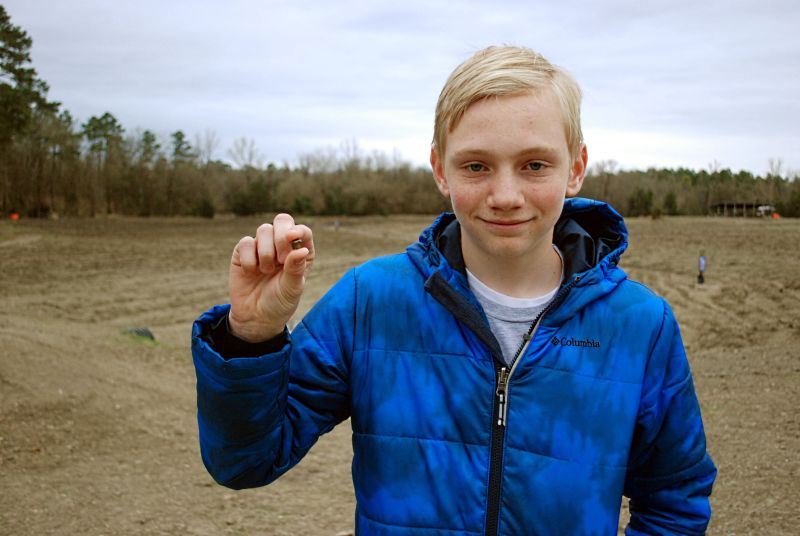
[278,249,308,299]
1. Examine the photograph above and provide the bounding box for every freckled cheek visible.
[534,183,569,208]
[526,188,567,223]
[448,187,484,213]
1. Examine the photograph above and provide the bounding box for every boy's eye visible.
[466,163,485,173]
[526,162,545,171]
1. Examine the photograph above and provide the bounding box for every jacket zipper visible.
[484,275,581,536]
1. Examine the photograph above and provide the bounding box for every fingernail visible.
[291,239,304,250]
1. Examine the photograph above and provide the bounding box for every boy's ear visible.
[566,144,588,198]
[430,146,450,197]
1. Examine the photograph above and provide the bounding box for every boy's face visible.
[430,90,587,270]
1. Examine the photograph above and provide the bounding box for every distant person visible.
[698,251,707,284]
[191,46,716,534]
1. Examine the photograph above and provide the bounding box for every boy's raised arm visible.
[191,212,353,489]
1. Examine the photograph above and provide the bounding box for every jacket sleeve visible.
[624,301,717,535]
[191,269,356,489]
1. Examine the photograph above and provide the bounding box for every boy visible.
[192,46,716,535]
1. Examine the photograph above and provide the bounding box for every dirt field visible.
[1,213,798,535]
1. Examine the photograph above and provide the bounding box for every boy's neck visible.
[462,239,563,299]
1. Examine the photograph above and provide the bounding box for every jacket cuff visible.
[203,308,289,359]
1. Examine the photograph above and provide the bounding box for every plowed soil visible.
[1,214,798,535]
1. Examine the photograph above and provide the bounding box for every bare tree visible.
[194,129,220,166]
[767,157,784,179]
[297,146,338,175]
[589,159,618,201]
[368,149,390,172]
[339,138,362,172]
[227,137,264,169]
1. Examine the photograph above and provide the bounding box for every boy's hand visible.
[227,213,314,342]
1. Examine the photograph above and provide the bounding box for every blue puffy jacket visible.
[192,198,716,535]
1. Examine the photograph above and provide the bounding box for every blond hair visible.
[433,45,583,158]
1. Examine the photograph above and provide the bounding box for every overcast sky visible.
[6,0,799,175]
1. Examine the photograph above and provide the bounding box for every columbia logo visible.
[551,336,601,349]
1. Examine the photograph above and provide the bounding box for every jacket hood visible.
[407,197,629,326]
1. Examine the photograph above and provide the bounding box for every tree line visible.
[581,159,800,218]
[2,6,798,220]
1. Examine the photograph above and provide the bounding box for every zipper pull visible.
[496,367,509,427]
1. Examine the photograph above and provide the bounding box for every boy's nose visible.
[487,170,524,210]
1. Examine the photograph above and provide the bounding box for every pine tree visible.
[0,5,59,212]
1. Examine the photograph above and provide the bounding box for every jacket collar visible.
[408,198,629,360]
[414,198,628,282]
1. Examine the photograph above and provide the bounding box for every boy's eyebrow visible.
[450,146,561,160]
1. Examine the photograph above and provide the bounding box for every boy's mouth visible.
[481,218,531,227]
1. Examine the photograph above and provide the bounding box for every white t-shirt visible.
[467,246,563,366]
